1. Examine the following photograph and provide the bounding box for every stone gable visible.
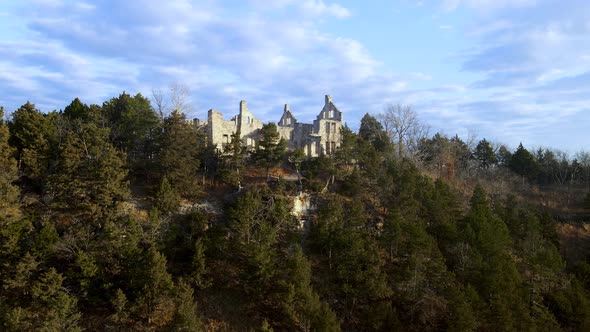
[198,95,343,157]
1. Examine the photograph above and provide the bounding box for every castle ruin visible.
[200,95,343,157]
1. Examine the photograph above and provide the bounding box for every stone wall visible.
[207,109,238,151]
[237,101,264,149]
[202,95,343,157]
[312,95,343,155]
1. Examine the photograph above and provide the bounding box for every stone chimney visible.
[325,95,332,105]
[240,100,248,113]
[284,104,290,113]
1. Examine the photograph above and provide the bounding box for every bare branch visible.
[151,88,167,118]
[169,82,192,114]
[380,103,426,159]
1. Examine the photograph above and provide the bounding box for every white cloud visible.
[301,0,351,18]
[443,0,537,12]
[4,0,589,152]
[248,0,350,18]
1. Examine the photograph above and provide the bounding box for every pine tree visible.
[159,110,201,197]
[0,109,30,283]
[0,107,20,209]
[30,268,82,332]
[192,239,210,288]
[8,102,56,182]
[171,279,204,331]
[156,176,181,214]
[510,143,539,183]
[135,245,175,328]
[47,122,129,218]
[101,92,160,177]
[255,123,287,181]
[474,138,496,169]
[458,185,532,331]
[279,246,340,331]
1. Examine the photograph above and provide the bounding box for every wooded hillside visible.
[1,97,589,331]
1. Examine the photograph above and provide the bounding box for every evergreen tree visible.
[171,279,204,331]
[255,123,287,181]
[220,129,247,189]
[510,143,539,182]
[0,107,20,216]
[159,110,201,197]
[358,113,388,151]
[8,101,56,182]
[474,138,496,169]
[102,92,160,178]
[0,109,30,285]
[334,124,357,168]
[457,185,532,331]
[497,145,512,167]
[156,176,181,214]
[135,245,175,328]
[278,246,340,331]
[191,238,210,288]
[47,122,129,219]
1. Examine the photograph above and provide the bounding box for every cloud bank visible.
[0,0,588,152]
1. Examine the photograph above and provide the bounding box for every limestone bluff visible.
[196,95,343,157]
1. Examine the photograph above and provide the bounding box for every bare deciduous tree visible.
[379,103,429,159]
[151,82,193,118]
[151,88,167,119]
[575,150,590,190]
[169,82,192,114]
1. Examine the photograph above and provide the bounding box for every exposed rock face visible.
[198,95,343,157]
[291,192,316,229]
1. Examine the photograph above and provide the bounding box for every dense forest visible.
[1,93,590,331]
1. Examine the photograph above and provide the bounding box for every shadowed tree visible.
[47,122,129,219]
[510,143,539,183]
[474,138,496,169]
[159,110,201,197]
[102,92,160,179]
[8,101,56,182]
[255,123,287,181]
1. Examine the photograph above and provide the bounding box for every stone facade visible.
[200,95,342,157]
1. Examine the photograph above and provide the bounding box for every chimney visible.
[240,100,248,113]
[284,104,290,113]
[325,95,332,105]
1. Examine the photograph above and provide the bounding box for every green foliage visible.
[0,115,26,275]
[358,113,389,151]
[510,143,539,181]
[0,113,19,208]
[0,95,586,331]
[1,266,84,331]
[227,189,293,298]
[8,102,56,182]
[474,138,496,169]
[102,92,160,177]
[47,122,129,218]
[277,246,340,331]
[255,123,287,180]
[156,176,181,214]
[334,124,357,167]
[546,278,590,330]
[219,129,247,189]
[159,110,201,197]
[497,144,512,166]
[192,239,210,288]
[171,279,204,331]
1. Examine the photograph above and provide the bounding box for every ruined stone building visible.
[199,95,343,157]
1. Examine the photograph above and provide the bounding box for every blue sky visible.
[0,0,589,152]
